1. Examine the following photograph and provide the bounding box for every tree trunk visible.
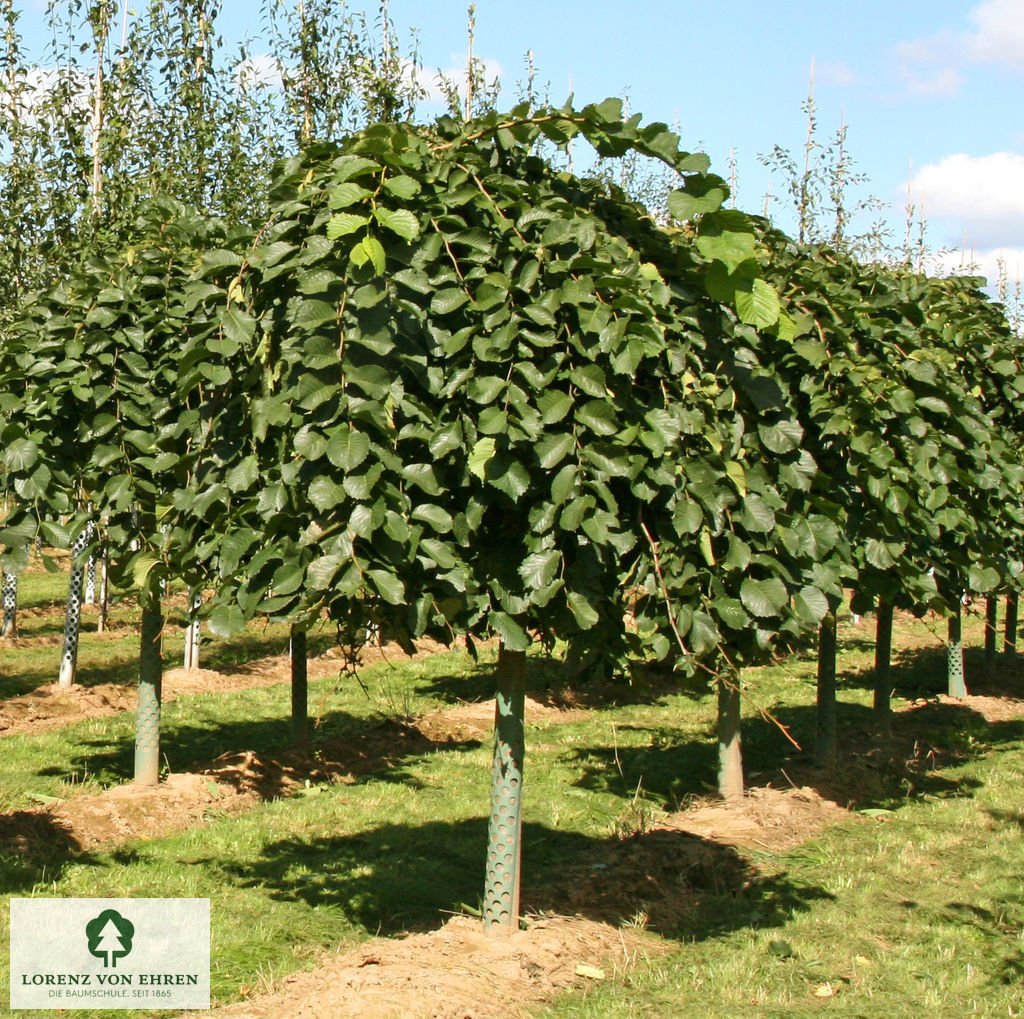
[717,673,744,802]
[1004,592,1018,658]
[483,644,526,936]
[134,605,164,785]
[290,625,308,746]
[948,605,967,698]
[873,598,894,728]
[816,610,837,765]
[984,596,998,673]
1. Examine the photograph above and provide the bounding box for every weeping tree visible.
[759,233,1024,739]
[0,199,243,782]
[141,99,810,931]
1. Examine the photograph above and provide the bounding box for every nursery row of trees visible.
[1,1,1024,936]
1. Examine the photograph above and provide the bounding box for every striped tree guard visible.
[1,572,17,638]
[57,525,92,688]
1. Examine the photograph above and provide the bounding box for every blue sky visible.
[15,0,1024,285]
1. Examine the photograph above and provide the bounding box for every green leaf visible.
[326,212,369,239]
[367,569,405,605]
[667,177,727,220]
[469,437,497,480]
[520,549,560,589]
[329,182,373,209]
[489,611,531,651]
[431,288,470,315]
[207,602,246,637]
[2,438,37,471]
[735,278,781,329]
[535,432,575,469]
[326,427,371,471]
[374,207,420,241]
[332,155,380,181]
[794,586,829,623]
[383,175,421,199]
[740,577,788,618]
[714,598,748,630]
[567,590,599,629]
[309,477,345,511]
[412,503,453,533]
[351,236,387,275]
[696,211,756,272]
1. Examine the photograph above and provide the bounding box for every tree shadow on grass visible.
[840,642,1024,702]
[562,699,999,813]
[45,708,483,797]
[0,812,101,894]
[211,817,833,942]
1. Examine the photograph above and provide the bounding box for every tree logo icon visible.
[85,909,135,968]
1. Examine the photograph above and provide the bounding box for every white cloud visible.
[898,65,964,97]
[925,245,1024,295]
[896,0,1024,97]
[967,0,1024,68]
[908,152,1024,249]
[818,61,858,87]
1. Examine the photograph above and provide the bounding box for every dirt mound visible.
[414,696,584,743]
[658,785,854,851]
[183,913,653,1019]
[0,681,138,735]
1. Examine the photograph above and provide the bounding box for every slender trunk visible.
[873,599,894,728]
[816,610,837,766]
[948,605,967,698]
[58,526,91,688]
[984,596,998,673]
[1,571,17,638]
[134,604,164,785]
[717,673,743,802]
[290,625,308,746]
[1004,593,1018,658]
[90,11,106,215]
[483,644,526,935]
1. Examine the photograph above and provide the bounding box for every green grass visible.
[3,566,1024,1015]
